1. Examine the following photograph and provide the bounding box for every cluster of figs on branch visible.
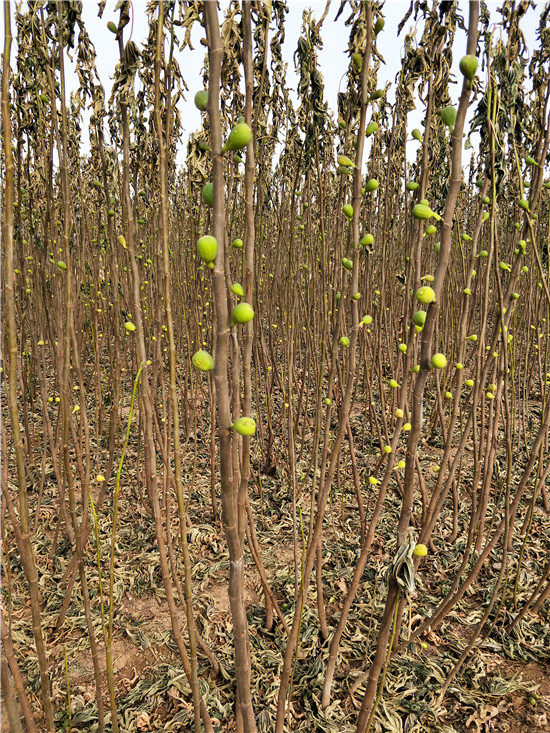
[192,99,255,437]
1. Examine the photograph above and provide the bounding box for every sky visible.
[4,1,545,166]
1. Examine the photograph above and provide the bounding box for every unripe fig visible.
[413,310,427,327]
[230,283,245,297]
[124,321,136,332]
[365,178,379,192]
[413,203,435,220]
[412,128,422,142]
[374,17,384,34]
[202,182,214,207]
[233,417,256,436]
[439,105,457,130]
[342,258,353,271]
[194,90,209,111]
[232,302,254,324]
[351,52,362,72]
[343,203,354,219]
[222,122,252,153]
[192,349,214,372]
[197,235,218,263]
[431,352,447,369]
[416,286,435,304]
[337,155,355,168]
[365,121,378,136]
[107,21,117,34]
[459,54,478,81]
[413,544,428,557]
[406,181,419,191]
[340,336,350,347]
[232,237,244,249]
[361,233,374,248]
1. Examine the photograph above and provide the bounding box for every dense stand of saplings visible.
[1,1,550,732]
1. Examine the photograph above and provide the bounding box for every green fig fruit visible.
[413,203,434,220]
[431,352,447,369]
[232,302,254,324]
[192,349,214,371]
[197,235,218,263]
[222,122,252,153]
[416,286,436,304]
[440,105,457,130]
[459,54,478,81]
[365,121,378,136]
[233,417,256,436]
[337,154,355,168]
[194,90,209,111]
[413,310,427,327]
[202,182,214,207]
[230,283,245,297]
